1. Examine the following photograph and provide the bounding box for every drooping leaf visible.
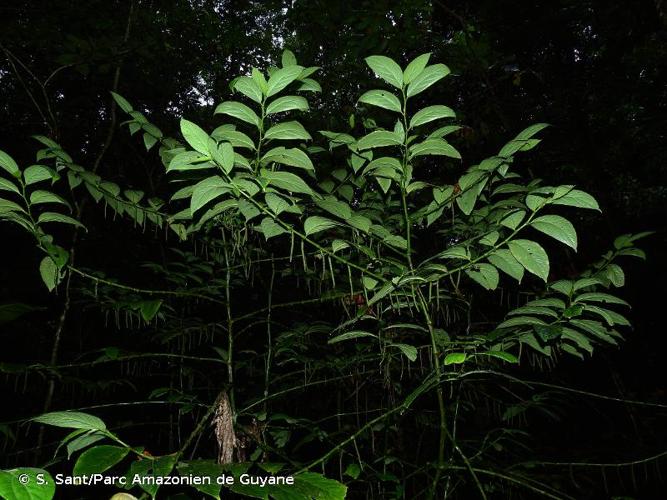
[180,119,209,154]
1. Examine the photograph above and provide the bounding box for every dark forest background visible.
[0,1,666,498]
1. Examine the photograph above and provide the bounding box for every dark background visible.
[1,0,665,498]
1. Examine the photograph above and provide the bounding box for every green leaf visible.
[444,352,467,365]
[500,210,526,230]
[190,176,229,214]
[0,468,55,500]
[140,300,162,322]
[365,55,404,89]
[66,431,106,459]
[329,331,377,344]
[298,78,322,92]
[0,177,20,195]
[258,217,287,240]
[465,263,499,290]
[30,190,71,210]
[481,351,519,363]
[508,239,550,281]
[233,76,264,103]
[211,142,235,173]
[282,49,297,67]
[0,150,19,177]
[574,292,629,306]
[211,127,255,150]
[344,463,361,480]
[0,198,27,215]
[390,343,418,362]
[552,188,600,211]
[33,411,106,430]
[409,138,460,159]
[73,445,129,475]
[39,257,59,292]
[409,105,456,128]
[267,65,304,97]
[266,95,309,115]
[264,121,312,141]
[406,64,450,97]
[215,101,260,127]
[530,215,578,250]
[315,196,352,219]
[403,53,431,84]
[304,216,338,236]
[262,170,314,196]
[358,90,401,113]
[110,92,133,113]
[180,119,209,154]
[262,147,313,170]
[23,165,57,185]
[37,212,85,229]
[356,130,402,150]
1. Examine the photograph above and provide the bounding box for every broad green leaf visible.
[24,165,57,185]
[0,150,19,177]
[66,431,106,459]
[365,55,403,89]
[74,445,129,475]
[481,351,519,363]
[211,142,235,173]
[429,125,462,139]
[406,64,450,97]
[33,411,106,430]
[409,138,460,159]
[30,190,71,209]
[266,95,309,115]
[215,101,260,127]
[444,352,467,365]
[531,215,578,250]
[498,316,546,329]
[551,188,600,211]
[190,176,229,214]
[364,157,402,176]
[403,53,431,84]
[0,468,55,500]
[465,263,499,290]
[0,178,20,194]
[315,196,352,219]
[390,343,418,362]
[259,217,287,240]
[264,121,312,141]
[267,65,303,97]
[251,68,268,94]
[344,463,361,480]
[180,119,209,154]
[304,216,338,236]
[410,105,456,128]
[574,292,629,306]
[261,170,314,196]
[298,78,322,92]
[358,90,401,113]
[329,331,377,344]
[211,127,255,150]
[110,92,133,113]
[500,210,526,230]
[508,239,550,281]
[262,147,313,170]
[356,130,402,150]
[140,300,162,322]
[233,76,264,103]
[37,212,84,229]
[282,49,297,67]
[39,256,59,292]
[515,123,549,140]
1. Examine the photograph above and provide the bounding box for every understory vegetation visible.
[0,48,656,499]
